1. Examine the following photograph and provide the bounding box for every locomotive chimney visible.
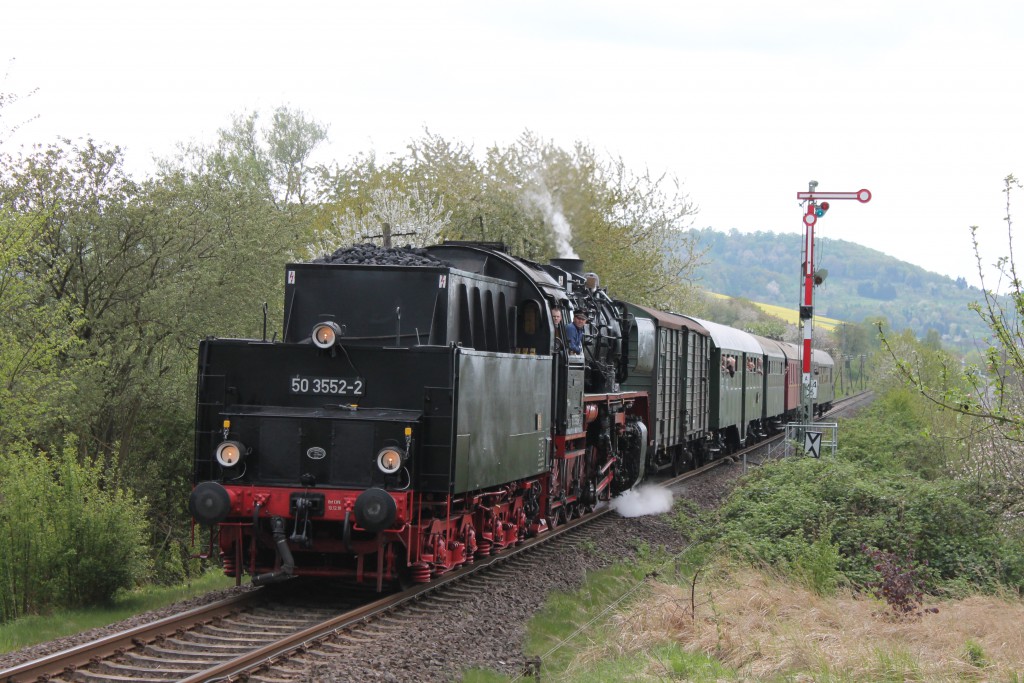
[550,258,584,276]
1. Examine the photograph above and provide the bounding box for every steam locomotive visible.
[188,242,834,588]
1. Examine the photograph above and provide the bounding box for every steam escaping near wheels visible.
[610,485,674,518]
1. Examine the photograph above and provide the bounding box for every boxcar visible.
[621,305,711,472]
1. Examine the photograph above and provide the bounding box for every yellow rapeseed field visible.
[708,292,844,332]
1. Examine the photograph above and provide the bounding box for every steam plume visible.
[610,485,674,518]
[522,176,578,258]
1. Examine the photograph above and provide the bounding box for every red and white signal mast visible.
[795,181,871,424]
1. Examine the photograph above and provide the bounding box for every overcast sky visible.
[4,1,1023,288]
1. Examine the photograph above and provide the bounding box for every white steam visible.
[610,485,674,518]
[521,176,578,258]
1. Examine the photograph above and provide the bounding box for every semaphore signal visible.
[796,181,871,426]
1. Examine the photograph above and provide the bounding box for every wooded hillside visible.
[687,228,983,352]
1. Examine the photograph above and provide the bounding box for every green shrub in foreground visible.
[0,438,151,622]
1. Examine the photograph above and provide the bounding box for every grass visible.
[465,553,1024,682]
[464,544,743,682]
[0,571,237,654]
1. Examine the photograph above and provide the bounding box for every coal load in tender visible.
[313,243,449,267]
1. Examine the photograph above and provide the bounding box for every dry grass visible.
[579,567,1024,681]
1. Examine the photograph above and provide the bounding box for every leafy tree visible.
[1,141,195,462]
[878,175,1024,509]
[184,105,330,209]
[309,185,452,256]
[319,130,706,311]
[0,208,82,446]
[0,133,314,582]
[0,60,37,144]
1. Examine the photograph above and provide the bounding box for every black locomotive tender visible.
[189,242,835,588]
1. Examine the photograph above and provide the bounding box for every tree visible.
[0,206,81,447]
[878,175,1024,513]
[309,185,451,256]
[0,59,38,144]
[0,140,209,461]
[318,130,707,310]
[880,176,1024,429]
[0,135,312,581]
[173,105,329,212]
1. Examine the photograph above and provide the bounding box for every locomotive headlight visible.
[376,446,405,475]
[215,440,246,468]
[312,321,342,349]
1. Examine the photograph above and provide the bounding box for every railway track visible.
[0,509,624,682]
[1,391,871,683]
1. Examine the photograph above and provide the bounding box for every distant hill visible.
[686,228,986,353]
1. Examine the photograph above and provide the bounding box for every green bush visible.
[702,453,1024,594]
[0,438,151,622]
[837,388,944,476]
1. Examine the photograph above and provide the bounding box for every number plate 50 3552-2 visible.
[289,376,365,396]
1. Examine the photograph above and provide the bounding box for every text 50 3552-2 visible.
[289,376,365,396]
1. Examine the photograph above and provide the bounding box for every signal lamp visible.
[312,321,342,349]
[814,201,830,218]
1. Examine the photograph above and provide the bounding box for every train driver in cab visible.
[566,310,587,354]
[551,306,566,350]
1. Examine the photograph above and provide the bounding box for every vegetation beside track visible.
[0,571,235,654]
[467,383,1024,681]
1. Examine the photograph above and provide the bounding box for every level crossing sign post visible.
[796,182,871,427]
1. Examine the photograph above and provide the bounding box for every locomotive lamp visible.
[215,440,246,468]
[312,320,342,348]
[376,446,406,475]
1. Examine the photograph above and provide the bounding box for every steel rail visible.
[180,510,608,682]
[0,592,257,683]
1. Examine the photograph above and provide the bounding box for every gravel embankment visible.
[295,464,743,682]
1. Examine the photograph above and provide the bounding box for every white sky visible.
[4,0,1023,287]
